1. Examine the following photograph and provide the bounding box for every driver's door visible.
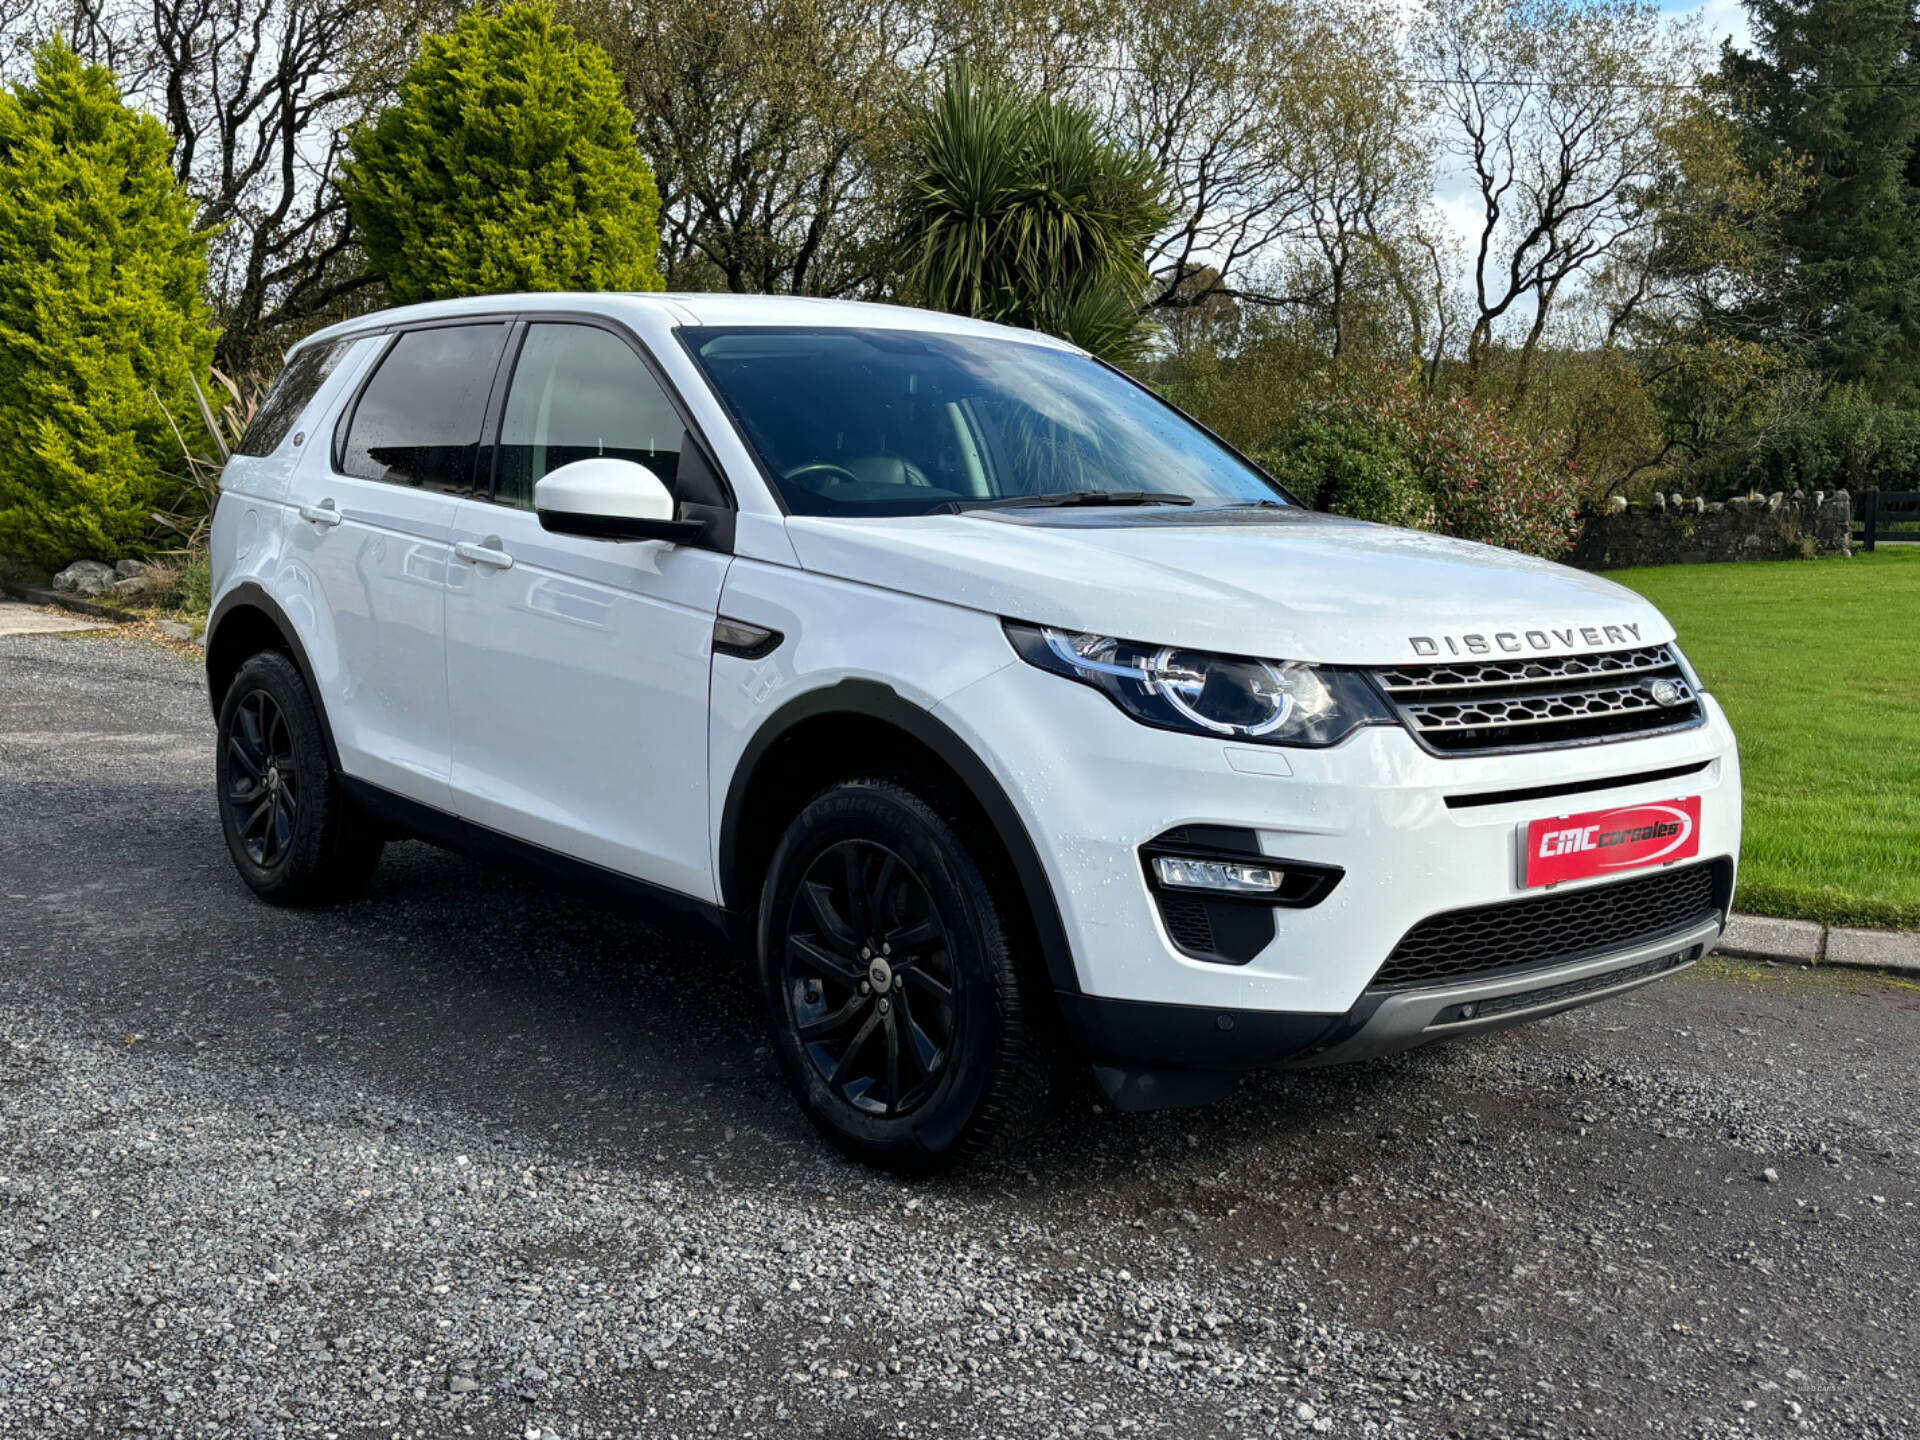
[444,320,730,903]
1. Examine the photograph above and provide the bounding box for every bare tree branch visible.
[1415,0,1694,393]
[49,0,448,375]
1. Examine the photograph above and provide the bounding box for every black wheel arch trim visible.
[719,678,1083,997]
[204,582,342,772]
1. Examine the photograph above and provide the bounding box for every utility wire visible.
[1051,58,1920,93]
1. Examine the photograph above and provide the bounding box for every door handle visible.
[298,499,343,528]
[454,538,514,571]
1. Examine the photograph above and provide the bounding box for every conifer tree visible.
[340,1,664,303]
[1723,0,1920,391]
[0,40,218,569]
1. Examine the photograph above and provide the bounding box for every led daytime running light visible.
[1153,856,1288,894]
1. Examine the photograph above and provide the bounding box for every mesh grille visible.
[1371,860,1725,991]
[1373,645,1678,692]
[1155,893,1215,954]
[1371,644,1703,754]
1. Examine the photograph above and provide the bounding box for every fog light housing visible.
[1153,856,1287,894]
[1139,826,1345,966]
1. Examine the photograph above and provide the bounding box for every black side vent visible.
[1155,893,1217,955]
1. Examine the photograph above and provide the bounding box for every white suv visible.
[205,293,1740,1170]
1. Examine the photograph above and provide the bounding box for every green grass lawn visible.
[1604,549,1920,931]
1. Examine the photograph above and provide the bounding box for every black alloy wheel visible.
[758,778,1049,1172]
[783,839,960,1118]
[215,648,383,905]
[225,689,300,868]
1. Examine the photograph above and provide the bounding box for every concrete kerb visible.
[1718,913,1920,975]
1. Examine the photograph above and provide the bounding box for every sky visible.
[1679,0,1755,52]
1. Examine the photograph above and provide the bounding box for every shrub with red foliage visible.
[1263,370,1579,559]
[1359,372,1578,559]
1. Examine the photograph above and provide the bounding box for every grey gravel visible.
[3,629,1919,1438]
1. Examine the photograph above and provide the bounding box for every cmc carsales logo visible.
[1524,796,1701,886]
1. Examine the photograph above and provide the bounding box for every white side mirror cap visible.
[533,458,702,543]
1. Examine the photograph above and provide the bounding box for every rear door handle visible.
[454,538,514,571]
[298,499,343,528]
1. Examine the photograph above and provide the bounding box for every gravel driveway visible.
[2,630,1917,1439]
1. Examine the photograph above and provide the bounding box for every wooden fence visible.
[1855,490,1920,551]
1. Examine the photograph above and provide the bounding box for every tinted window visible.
[495,324,686,509]
[683,328,1287,516]
[339,324,508,493]
[236,339,351,457]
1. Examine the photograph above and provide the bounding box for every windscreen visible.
[682,327,1289,516]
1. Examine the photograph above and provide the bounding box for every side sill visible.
[341,777,737,942]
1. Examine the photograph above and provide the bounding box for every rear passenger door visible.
[443,319,732,902]
[291,321,510,810]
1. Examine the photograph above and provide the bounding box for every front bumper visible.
[1059,915,1721,1108]
[932,659,1741,1071]
[1302,915,1720,1064]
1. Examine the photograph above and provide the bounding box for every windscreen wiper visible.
[938,491,1198,514]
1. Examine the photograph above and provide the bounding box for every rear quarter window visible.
[337,324,509,495]
[234,339,353,457]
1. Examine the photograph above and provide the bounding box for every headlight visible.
[1004,622,1393,747]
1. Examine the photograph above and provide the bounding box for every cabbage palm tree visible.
[902,63,1170,363]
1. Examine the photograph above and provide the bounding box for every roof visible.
[290,292,1081,359]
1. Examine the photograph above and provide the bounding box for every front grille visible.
[1370,859,1728,991]
[1370,644,1703,755]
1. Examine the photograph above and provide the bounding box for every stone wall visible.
[1568,489,1853,570]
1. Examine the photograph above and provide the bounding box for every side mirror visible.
[534,457,705,543]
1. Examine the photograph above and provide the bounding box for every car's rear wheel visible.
[216,650,383,905]
[758,778,1048,1172]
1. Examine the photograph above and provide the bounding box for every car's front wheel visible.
[758,778,1048,1172]
[215,650,383,905]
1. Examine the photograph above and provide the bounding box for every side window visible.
[235,339,351,457]
[495,324,684,509]
[338,324,508,494]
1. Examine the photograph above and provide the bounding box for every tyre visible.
[215,649,383,905]
[758,778,1048,1173]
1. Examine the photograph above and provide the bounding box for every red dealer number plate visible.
[1523,796,1702,887]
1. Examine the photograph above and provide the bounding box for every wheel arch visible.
[719,680,1080,996]
[204,583,341,771]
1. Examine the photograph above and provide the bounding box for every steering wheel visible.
[783,463,863,493]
